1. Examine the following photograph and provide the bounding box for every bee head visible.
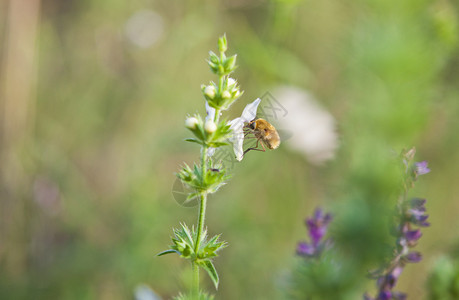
[247,120,257,130]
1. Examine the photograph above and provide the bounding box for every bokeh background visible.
[1,0,458,299]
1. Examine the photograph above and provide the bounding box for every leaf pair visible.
[158,223,227,289]
[176,162,230,198]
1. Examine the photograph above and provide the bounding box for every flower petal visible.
[405,251,422,263]
[205,101,216,122]
[297,242,315,256]
[228,118,244,161]
[240,98,261,122]
[414,161,430,175]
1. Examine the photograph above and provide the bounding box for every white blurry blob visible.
[134,284,162,300]
[274,86,338,165]
[228,98,261,161]
[125,10,164,48]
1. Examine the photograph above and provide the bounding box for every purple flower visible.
[403,228,422,243]
[306,208,332,246]
[366,154,430,300]
[296,242,315,256]
[407,198,430,227]
[414,161,430,176]
[366,197,430,298]
[297,208,332,257]
[378,290,391,300]
[404,251,422,263]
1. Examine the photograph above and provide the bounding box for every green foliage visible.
[427,256,459,300]
[2,1,458,299]
[173,291,215,300]
[176,161,230,198]
[288,251,360,300]
[158,223,227,290]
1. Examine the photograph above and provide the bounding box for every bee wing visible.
[276,129,293,142]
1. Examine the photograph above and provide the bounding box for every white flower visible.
[204,120,217,133]
[185,116,198,129]
[228,98,261,161]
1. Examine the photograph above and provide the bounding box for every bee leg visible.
[243,139,266,156]
[243,129,253,137]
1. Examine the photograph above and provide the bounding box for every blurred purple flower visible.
[296,242,315,256]
[407,198,430,227]
[297,208,332,257]
[307,208,332,246]
[414,161,430,176]
[378,290,391,300]
[365,161,431,300]
[404,251,422,263]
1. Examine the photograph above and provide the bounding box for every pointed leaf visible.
[185,138,203,145]
[183,192,200,204]
[180,223,194,246]
[157,249,180,256]
[208,142,229,147]
[201,260,219,290]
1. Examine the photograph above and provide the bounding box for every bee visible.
[243,118,281,156]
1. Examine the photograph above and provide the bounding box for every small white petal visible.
[241,98,261,122]
[228,117,244,161]
[205,101,216,122]
[227,77,236,86]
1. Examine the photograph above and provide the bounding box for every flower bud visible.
[185,117,199,129]
[204,85,216,99]
[204,120,217,134]
[227,77,236,87]
[223,55,237,72]
[222,90,231,99]
[218,35,228,53]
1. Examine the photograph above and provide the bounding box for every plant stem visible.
[191,146,209,297]
[192,261,199,297]
[196,192,208,253]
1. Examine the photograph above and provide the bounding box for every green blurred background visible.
[1,0,458,299]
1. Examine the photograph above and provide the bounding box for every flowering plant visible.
[158,35,263,299]
[364,149,431,300]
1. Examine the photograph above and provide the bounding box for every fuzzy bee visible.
[243,118,281,156]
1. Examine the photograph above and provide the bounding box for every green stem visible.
[191,147,209,297]
[214,108,220,124]
[192,261,199,297]
[218,75,225,97]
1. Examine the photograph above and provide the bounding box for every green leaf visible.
[200,260,219,290]
[185,138,203,145]
[184,191,200,204]
[179,223,195,246]
[208,141,229,147]
[223,55,237,73]
[157,249,180,256]
[173,292,215,300]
